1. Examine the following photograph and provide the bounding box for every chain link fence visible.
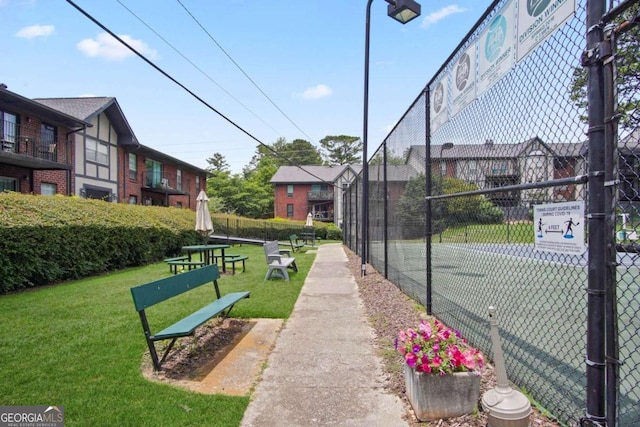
[343,0,639,425]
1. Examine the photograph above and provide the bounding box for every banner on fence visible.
[430,77,449,132]
[450,43,477,116]
[516,0,576,62]
[478,0,516,96]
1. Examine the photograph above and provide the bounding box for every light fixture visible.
[387,0,421,24]
[440,142,454,158]
[361,0,421,277]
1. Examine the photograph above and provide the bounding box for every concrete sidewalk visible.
[240,243,407,427]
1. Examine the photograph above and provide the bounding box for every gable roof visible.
[408,137,585,161]
[33,97,138,146]
[270,165,362,184]
[0,86,90,129]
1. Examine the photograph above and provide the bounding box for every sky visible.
[0,0,493,173]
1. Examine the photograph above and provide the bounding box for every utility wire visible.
[175,0,315,143]
[65,0,336,187]
[115,0,282,137]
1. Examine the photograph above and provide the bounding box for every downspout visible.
[65,126,88,196]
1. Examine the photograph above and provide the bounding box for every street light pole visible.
[361,0,421,277]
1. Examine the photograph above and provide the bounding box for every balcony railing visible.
[1,133,64,164]
[307,190,334,201]
[141,172,191,194]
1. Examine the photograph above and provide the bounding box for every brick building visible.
[0,85,90,195]
[270,165,361,228]
[1,85,207,210]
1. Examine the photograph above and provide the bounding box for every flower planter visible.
[404,365,480,421]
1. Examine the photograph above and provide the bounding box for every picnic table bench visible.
[130,264,250,371]
[164,256,206,274]
[264,241,298,281]
[221,254,249,274]
[287,234,305,252]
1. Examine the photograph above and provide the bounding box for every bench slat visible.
[154,291,250,339]
[131,265,219,311]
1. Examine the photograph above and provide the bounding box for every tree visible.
[395,174,503,238]
[244,137,323,174]
[319,135,362,165]
[570,5,639,132]
[205,152,230,174]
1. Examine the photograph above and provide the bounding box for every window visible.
[0,177,17,192]
[287,185,294,197]
[311,184,329,192]
[86,138,108,164]
[469,160,477,175]
[145,159,162,187]
[128,195,137,205]
[492,160,509,174]
[525,150,545,183]
[286,204,294,218]
[177,169,182,191]
[41,183,57,196]
[0,111,17,149]
[129,153,137,180]
[440,161,447,176]
[195,176,201,192]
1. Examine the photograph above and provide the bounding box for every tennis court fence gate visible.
[343,0,639,425]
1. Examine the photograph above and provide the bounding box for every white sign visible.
[430,77,449,133]
[478,0,516,96]
[450,43,477,117]
[533,201,585,254]
[517,0,576,62]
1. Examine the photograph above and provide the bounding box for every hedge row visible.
[0,193,201,292]
[0,193,344,293]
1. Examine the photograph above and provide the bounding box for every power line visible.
[114,0,282,137]
[65,0,337,187]
[175,0,315,143]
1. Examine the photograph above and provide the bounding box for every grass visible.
[440,222,534,244]
[0,243,317,426]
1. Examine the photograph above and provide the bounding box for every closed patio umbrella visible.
[306,212,313,227]
[195,190,213,242]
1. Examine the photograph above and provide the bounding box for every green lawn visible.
[440,222,534,244]
[0,243,317,426]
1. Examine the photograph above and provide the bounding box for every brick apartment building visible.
[1,85,207,210]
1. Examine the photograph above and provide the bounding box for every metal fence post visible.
[584,0,607,424]
[425,88,433,315]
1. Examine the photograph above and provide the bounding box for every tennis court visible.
[376,240,639,424]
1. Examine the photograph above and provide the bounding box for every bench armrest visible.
[267,253,283,263]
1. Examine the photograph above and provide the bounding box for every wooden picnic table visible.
[181,244,230,273]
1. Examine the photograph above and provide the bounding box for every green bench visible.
[166,259,206,275]
[288,234,306,252]
[130,265,250,371]
[222,254,249,274]
[164,256,188,274]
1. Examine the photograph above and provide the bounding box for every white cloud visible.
[15,25,55,39]
[76,32,158,61]
[298,84,332,100]
[421,5,467,28]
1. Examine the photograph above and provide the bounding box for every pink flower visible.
[405,352,417,368]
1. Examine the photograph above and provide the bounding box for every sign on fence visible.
[516,0,577,62]
[533,201,585,254]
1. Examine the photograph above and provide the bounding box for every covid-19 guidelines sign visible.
[533,201,585,255]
